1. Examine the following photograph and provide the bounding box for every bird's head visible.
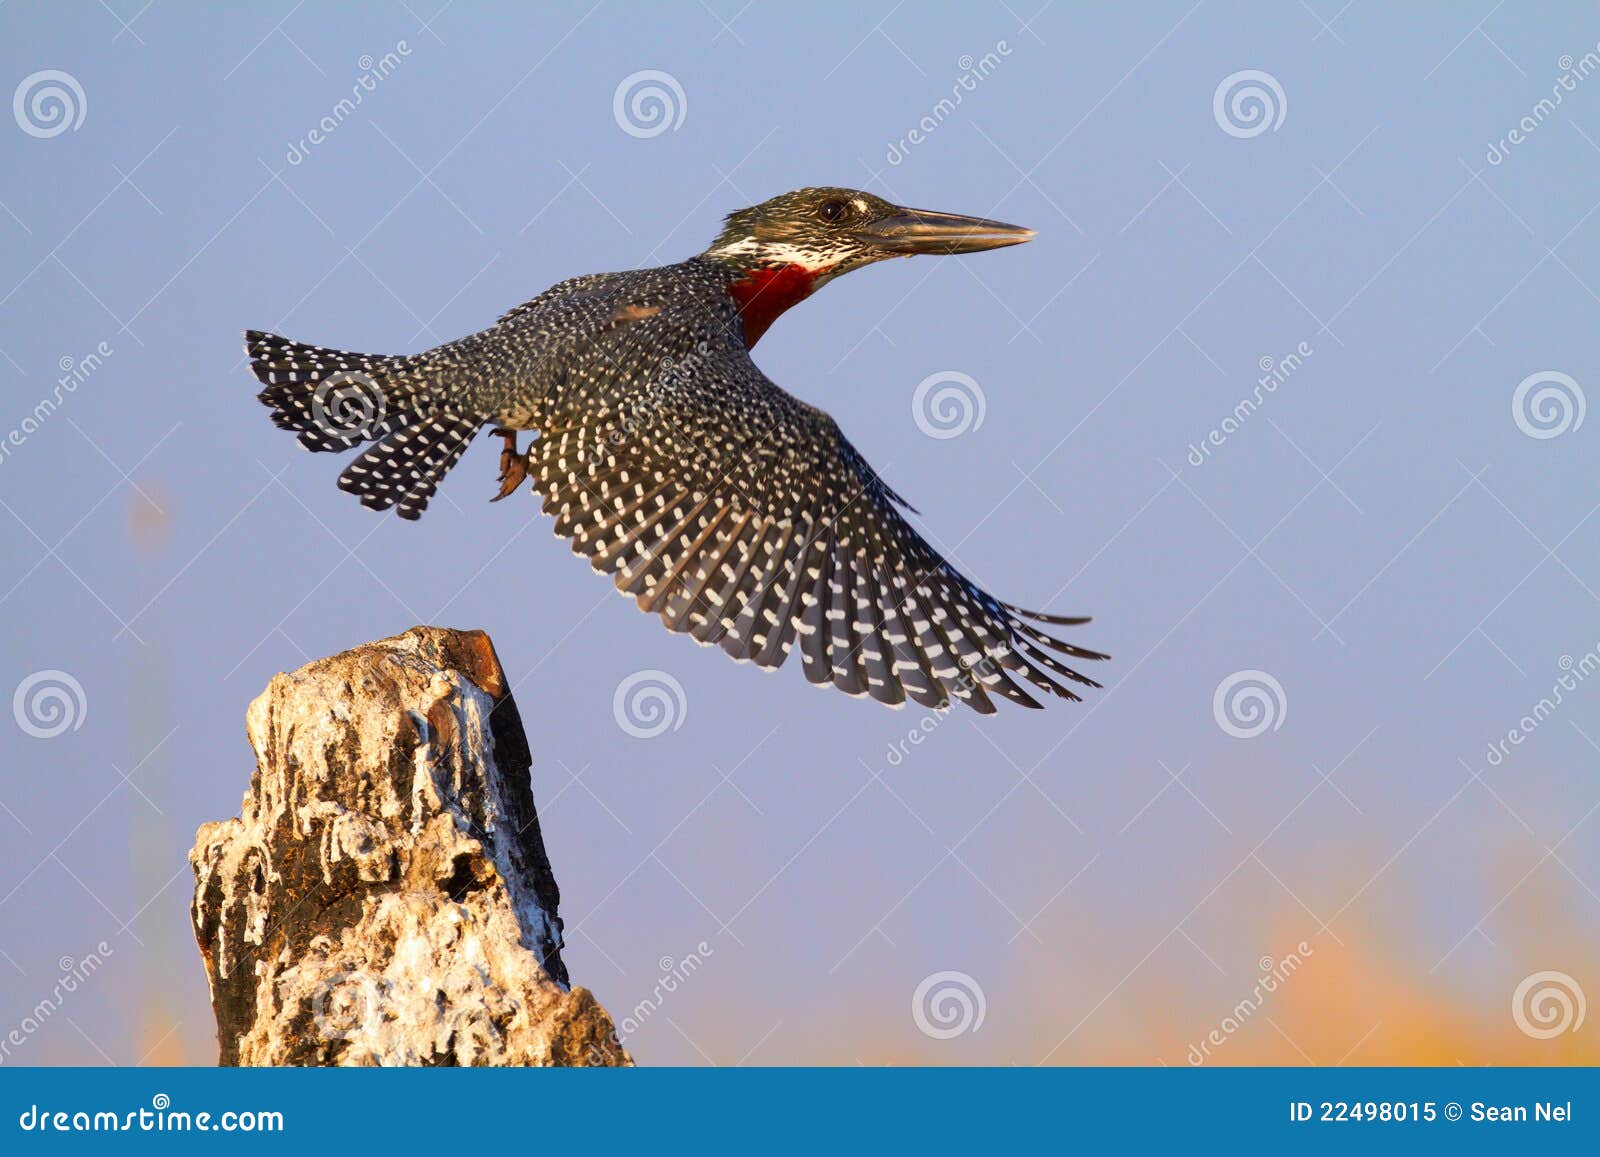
[705,186,1034,278]
[703,186,1033,344]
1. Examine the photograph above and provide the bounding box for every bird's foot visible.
[490,427,529,502]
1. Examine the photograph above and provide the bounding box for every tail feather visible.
[247,329,423,450]
[246,329,484,520]
[337,414,481,521]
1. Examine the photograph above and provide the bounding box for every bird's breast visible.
[726,263,830,347]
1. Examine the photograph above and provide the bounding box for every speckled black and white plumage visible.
[248,187,1106,713]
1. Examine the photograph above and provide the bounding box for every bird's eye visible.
[817,199,848,223]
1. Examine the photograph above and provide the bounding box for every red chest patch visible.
[727,264,829,347]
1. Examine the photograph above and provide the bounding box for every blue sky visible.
[1,1,1596,1065]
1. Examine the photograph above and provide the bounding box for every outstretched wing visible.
[524,305,1106,713]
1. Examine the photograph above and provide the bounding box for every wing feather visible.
[514,296,1104,713]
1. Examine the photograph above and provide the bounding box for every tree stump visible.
[188,626,629,1066]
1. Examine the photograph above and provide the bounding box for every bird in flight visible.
[248,187,1105,713]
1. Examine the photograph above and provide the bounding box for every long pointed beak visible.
[856,206,1036,255]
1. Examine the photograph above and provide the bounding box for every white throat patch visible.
[707,236,854,272]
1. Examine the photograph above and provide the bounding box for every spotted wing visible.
[524,312,1106,713]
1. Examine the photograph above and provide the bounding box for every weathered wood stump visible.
[189,626,629,1066]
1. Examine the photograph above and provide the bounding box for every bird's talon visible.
[491,428,528,502]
